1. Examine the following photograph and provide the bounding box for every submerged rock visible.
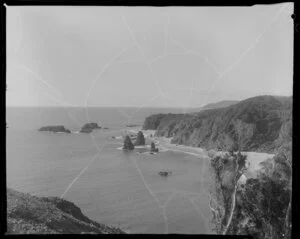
[80,123,101,133]
[123,135,134,150]
[134,131,145,146]
[39,126,71,133]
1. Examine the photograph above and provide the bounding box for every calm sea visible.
[6,107,213,234]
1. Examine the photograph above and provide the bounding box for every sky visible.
[6,4,294,108]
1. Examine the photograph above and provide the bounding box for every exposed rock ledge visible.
[6,188,125,234]
[38,126,71,133]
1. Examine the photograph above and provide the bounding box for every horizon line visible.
[6,105,203,109]
[5,94,292,108]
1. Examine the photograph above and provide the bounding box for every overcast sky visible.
[6,4,293,108]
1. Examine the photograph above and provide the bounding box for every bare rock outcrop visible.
[80,123,101,133]
[123,135,134,150]
[39,126,71,134]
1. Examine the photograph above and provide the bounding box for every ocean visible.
[6,107,214,234]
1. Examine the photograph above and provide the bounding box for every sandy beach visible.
[140,128,274,177]
[119,127,274,178]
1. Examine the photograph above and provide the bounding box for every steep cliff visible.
[143,95,292,153]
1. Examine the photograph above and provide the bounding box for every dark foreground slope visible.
[6,188,125,234]
[143,95,292,153]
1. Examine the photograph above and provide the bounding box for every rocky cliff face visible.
[39,126,71,133]
[6,188,125,234]
[143,95,292,153]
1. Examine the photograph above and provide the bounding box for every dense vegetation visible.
[210,151,247,234]
[143,95,292,237]
[143,95,292,153]
[208,100,292,238]
[210,142,292,238]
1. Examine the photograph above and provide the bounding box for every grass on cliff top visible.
[6,188,125,234]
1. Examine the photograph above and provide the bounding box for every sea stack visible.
[150,142,159,152]
[80,123,101,133]
[134,131,146,146]
[123,135,135,150]
[39,126,71,133]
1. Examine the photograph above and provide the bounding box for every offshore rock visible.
[39,126,71,134]
[80,123,101,133]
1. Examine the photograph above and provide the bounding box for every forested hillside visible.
[143,95,292,153]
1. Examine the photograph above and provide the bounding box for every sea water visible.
[6,107,213,234]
